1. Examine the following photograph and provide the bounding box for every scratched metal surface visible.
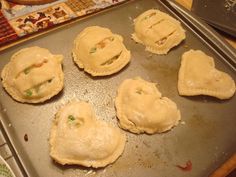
[0,0,236,177]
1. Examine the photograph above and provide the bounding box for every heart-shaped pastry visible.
[1,46,64,103]
[49,101,126,168]
[178,50,236,99]
[132,9,186,55]
[115,77,181,134]
[72,26,131,76]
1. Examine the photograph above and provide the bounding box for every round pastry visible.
[115,77,181,134]
[1,46,64,103]
[132,9,186,55]
[7,0,58,5]
[50,101,126,168]
[72,26,131,76]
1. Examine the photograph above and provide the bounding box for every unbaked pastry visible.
[1,46,64,103]
[115,77,181,134]
[132,9,186,54]
[178,50,236,99]
[50,101,126,168]
[72,26,131,76]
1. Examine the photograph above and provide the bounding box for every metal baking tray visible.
[0,0,236,177]
[192,0,236,38]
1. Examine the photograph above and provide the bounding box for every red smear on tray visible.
[176,160,192,171]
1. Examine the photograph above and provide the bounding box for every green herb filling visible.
[25,89,33,97]
[90,47,97,54]
[68,115,75,122]
[24,68,31,74]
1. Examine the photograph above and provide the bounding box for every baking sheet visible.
[0,0,236,177]
[192,0,236,37]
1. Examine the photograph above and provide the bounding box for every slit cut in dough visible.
[115,77,181,134]
[132,9,186,55]
[1,46,64,103]
[50,101,126,168]
[72,26,131,76]
[178,50,236,99]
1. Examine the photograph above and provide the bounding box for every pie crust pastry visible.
[132,9,186,54]
[115,77,181,134]
[50,101,126,168]
[72,26,131,76]
[178,50,236,99]
[1,46,64,103]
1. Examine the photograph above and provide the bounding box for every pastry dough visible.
[1,46,64,103]
[50,101,126,168]
[72,26,131,76]
[115,77,181,134]
[132,9,186,54]
[178,50,236,99]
